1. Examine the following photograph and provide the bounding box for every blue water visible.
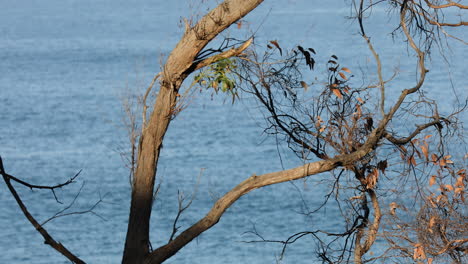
[1,1,466,263]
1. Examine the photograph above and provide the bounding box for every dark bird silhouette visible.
[297,46,315,70]
[365,117,374,132]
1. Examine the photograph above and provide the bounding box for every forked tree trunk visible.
[122,1,264,263]
[122,85,177,264]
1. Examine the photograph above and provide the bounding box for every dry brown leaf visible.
[457,168,466,177]
[439,158,446,166]
[355,104,362,117]
[421,145,429,161]
[428,216,436,229]
[455,176,464,187]
[444,155,454,164]
[413,244,426,260]
[436,194,446,203]
[366,168,379,189]
[400,145,408,154]
[269,40,282,56]
[300,81,309,92]
[445,184,454,192]
[338,72,347,80]
[341,67,351,73]
[332,88,343,99]
[343,86,350,94]
[429,175,437,186]
[389,202,399,215]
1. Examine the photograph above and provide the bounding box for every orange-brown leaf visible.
[332,88,343,99]
[355,104,362,118]
[457,168,466,177]
[400,145,408,154]
[455,176,464,187]
[436,194,446,203]
[269,40,282,56]
[424,135,432,140]
[439,158,446,167]
[341,67,351,73]
[421,145,429,161]
[389,202,399,215]
[211,81,218,90]
[413,243,426,260]
[366,168,379,189]
[444,155,454,164]
[429,175,437,186]
[445,184,454,192]
[339,72,347,80]
[428,216,436,229]
[300,81,308,91]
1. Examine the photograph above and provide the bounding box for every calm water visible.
[1,1,466,263]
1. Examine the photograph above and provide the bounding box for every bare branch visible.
[0,156,85,264]
[384,119,445,145]
[142,73,161,129]
[41,183,107,226]
[3,169,80,191]
[191,38,252,71]
[423,0,468,10]
[146,124,392,263]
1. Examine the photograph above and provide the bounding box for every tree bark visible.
[122,1,264,263]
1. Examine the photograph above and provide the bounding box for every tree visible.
[1,0,466,263]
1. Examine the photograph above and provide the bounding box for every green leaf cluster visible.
[193,58,238,101]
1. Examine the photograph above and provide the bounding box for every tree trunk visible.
[122,1,264,263]
[122,85,177,264]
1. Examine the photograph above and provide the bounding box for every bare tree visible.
[3,1,466,264]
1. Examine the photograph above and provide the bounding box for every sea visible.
[0,0,466,263]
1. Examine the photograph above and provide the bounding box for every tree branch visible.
[383,119,443,145]
[192,38,252,71]
[145,121,391,263]
[423,0,468,10]
[0,157,85,264]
